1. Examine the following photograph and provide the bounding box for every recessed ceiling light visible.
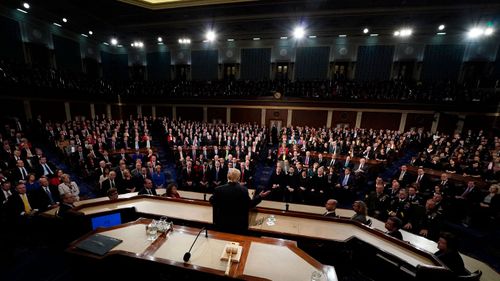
[227,38,234,42]
[370,33,379,37]
[293,26,305,39]
[253,37,261,40]
[16,8,28,13]
[157,37,162,42]
[338,34,347,37]
[23,3,30,9]
[280,36,288,40]
[308,35,317,38]
[484,27,494,36]
[88,31,93,35]
[81,33,88,37]
[53,22,62,27]
[206,30,216,42]
[436,32,446,36]
[363,28,369,34]
[62,18,68,23]
[110,38,118,45]
[438,24,445,31]
[103,42,109,45]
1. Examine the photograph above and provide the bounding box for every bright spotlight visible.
[363,28,369,34]
[468,27,484,38]
[23,3,30,9]
[110,38,118,45]
[62,18,68,23]
[484,27,494,36]
[438,24,445,31]
[88,30,93,35]
[157,37,162,42]
[293,26,305,39]
[394,31,400,36]
[206,30,216,42]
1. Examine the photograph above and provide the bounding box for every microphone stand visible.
[183,227,208,262]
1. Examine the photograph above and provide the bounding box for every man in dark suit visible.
[33,177,59,211]
[209,168,270,234]
[393,165,413,188]
[101,171,118,196]
[6,182,38,219]
[138,179,157,195]
[11,159,31,183]
[323,199,338,218]
[35,156,56,178]
[385,217,403,240]
[1,181,13,208]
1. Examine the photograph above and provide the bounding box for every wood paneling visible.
[31,100,65,121]
[436,113,458,135]
[141,105,152,117]
[207,107,226,123]
[177,106,203,121]
[0,99,25,120]
[463,115,498,132]
[156,106,172,120]
[70,102,90,119]
[265,109,288,127]
[231,108,260,124]
[361,112,401,130]
[332,111,357,128]
[405,113,434,131]
[292,110,327,127]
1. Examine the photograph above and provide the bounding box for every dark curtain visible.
[191,50,218,80]
[147,52,171,80]
[240,48,271,80]
[421,45,465,82]
[295,47,330,80]
[101,51,129,80]
[0,16,23,62]
[355,45,395,81]
[53,35,81,72]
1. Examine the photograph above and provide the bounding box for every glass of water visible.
[146,221,158,241]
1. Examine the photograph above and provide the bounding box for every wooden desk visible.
[70,196,441,269]
[67,219,337,281]
[406,166,489,189]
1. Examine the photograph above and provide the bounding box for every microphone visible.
[183,227,208,262]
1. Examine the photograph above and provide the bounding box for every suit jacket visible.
[6,193,36,217]
[324,211,338,218]
[393,171,413,187]
[11,166,31,183]
[35,162,57,178]
[138,188,157,195]
[338,174,355,189]
[209,182,263,234]
[33,185,59,211]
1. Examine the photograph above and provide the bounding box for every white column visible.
[23,100,32,121]
[287,109,292,126]
[90,104,95,119]
[327,110,333,128]
[203,106,208,123]
[261,109,266,127]
[64,102,71,121]
[431,112,440,133]
[399,112,408,132]
[226,107,231,124]
[172,106,177,121]
[106,104,112,119]
[355,112,362,128]
[151,106,156,118]
[137,105,142,117]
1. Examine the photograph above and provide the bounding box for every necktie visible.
[44,164,53,175]
[45,187,55,204]
[399,172,405,181]
[342,175,348,186]
[462,187,472,197]
[21,168,27,179]
[147,189,152,195]
[21,194,31,214]
[111,180,115,188]
[417,175,422,183]
[241,170,245,182]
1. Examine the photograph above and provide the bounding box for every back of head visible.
[227,168,241,183]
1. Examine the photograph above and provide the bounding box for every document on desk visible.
[75,233,123,256]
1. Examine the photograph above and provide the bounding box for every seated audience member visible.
[473,184,500,227]
[120,169,137,193]
[58,174,80,201]
[417,199,442,241]
[25,173,39,193]
[351,200,369,225]
[365,182,390,221]
[107,188,119,200]
[434,232,467,276]
[34,177,59,211]
[385,217,403,240]
[49,169,64,188]
[164,183,181,199]
[1,181,13,207]
[323,199,338,218]
[6,182,38,219]
[152,165,166,188]
[57,192,83,218]
[138,178,157,195]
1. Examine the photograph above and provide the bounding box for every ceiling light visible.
[253,37,260,40]
[468,27,484,38]
[88,31,93,35]
[117,44,123,48]
[103,42,109,45]
[110,38,118,45]
[484,27,494,36]
[227,38,234,42]
[400,29,412,37]
[206,30,216,42]
[23,3,30,9]
[370,34,379,37]
[437,32,446,36]
[293,26,305,39]
[308,35,316,38]
[338,34,347,37]
[438,24,445,31]
[363,28,369,34]
[16,8,27,13]
[280,36,288,40]
[81,33,88,37]
[178,38,191,44]
[157,37,162,42]
[62,18,68,23]
[53,22,62,27]
[158,42,164,45]
[394,31,400,36]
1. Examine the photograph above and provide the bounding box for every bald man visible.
[323,199,338,218]
[210,168,270,234]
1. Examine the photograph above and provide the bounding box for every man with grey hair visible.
[210,168,270,234]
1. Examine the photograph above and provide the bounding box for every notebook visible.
[75,233,123,256]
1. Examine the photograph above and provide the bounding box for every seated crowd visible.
[1,60,496,103]
[1,115,498,253]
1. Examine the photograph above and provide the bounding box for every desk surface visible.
[67,219,336,281]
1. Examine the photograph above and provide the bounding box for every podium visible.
[67,218,337,281]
